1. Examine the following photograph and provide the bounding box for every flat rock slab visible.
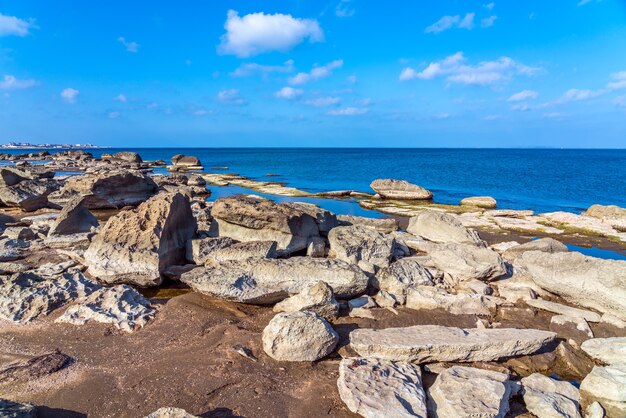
[350,325,557,363]
[527,299,602,322]
[581,337,626,366]
[337,357,427,418]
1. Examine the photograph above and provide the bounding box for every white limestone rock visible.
[521,373,582,418]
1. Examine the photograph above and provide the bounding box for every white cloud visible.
[305,96,341,107]
[577,0,599,6]
[425,13,475,33]
[118,37,139,53]
[559,88,603,102]
[114,94,127,103]
[328,107,368,116]
[217,88,247,106]
[399,52,542,86]
[607,71,626,90]
[511,103,530,111]
[481,15,497,28]
[614,96,626,108]
[230,59,294,78]
[274,86,303,100]
[508,89,539,101]
[0,13,33,37]
[484,2,496,10]
[218,10,323,58]
[0,75,36,90]
[335,0,355,17]
[60,88,79,104]
[108,111,120,119]
[458,13,475,30]
[289,59,343,85]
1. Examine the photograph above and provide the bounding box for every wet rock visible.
[84,192,196,287]
[374,257,434,304]
[406,286,502,316]
[583,204,626,232]
[581,337,626,366]
[0,269,99,323]
[426,242,507,283]
[328,225,397,273]
[461,196,497,208]
[262,311,338,361]
[337,214,399,233]
[181,257,368,304]
[337,357,427,418]
[521,373,581,418]
[580,365,626,418]
[185,236,237,264]
[57,285,155,332]
[144,407,199,418]
[209,195,320,255]
[427,366,514,418]
[503,238,569,261]
[0,399,37,417]
[48,196,98,236]
[350,325,557,363]
[518,251,626,321]
[0,351,71,385]
[205,240,278,264]
[370,179,433,200]
[527,299,601,322]
[273,281,339,320]
[283,202,337,234]
[407,210,485,247]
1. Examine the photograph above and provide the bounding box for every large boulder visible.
[460,196,497,208]
[84,192,196,287]
[580,365,626,418]
[273,281,340,320]
[209,196,320,255]
[328,225,397,273]
[350,325,557,363]
[374,257,434,304]
[104,151,143,163]
[518,251,626,321]
[338,357,427,418]
[262,311,338,361]
[426,243,507,283]
[583,204,626,232]
[47,196,98,236]
[185,237,236,264]
[48,171,158,209]
[581,337,626,366]
[407,211,484,246]
[205,240,278,264]
[521,373,582,418]
[283,202,338,234]
[171,154,201,167]
[180,257,369,304]
[428,366,515,418]
[370,179,432,200]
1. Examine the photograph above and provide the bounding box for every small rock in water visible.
[370,178,433,200]
[460,196,497,209]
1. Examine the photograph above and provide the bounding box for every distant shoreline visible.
[0,144,110,150]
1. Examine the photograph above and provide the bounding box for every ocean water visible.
[4,148,626,214]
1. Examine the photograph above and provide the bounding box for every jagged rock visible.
[283,202,337,234]
[0,399,37,417]
[262,311,338,361]
[350,325,557,363]
[180,257,368,304]
[461,196,497,208]
[337,357,427,418]
[518,251,626,321]
[57,285,155,332]
[205,240,278,264]
[209,195,320,255]
[527,299,601,322]
[0,351,71,384]
[370,179,432,200]
[407,211,485,246]
[406,286,502,316]
[581,337,626,366]
[0,178,59,211]
[144,407,199,418]
[0,269,99,323]
[273,281,339,320]
[583,204,626,232]
[185,237,237,264]
[48,171,158,209]
[427,366,514,418]
[521,373,582,418]
[426,243,507,283]
[328,225,396,273]
[580,365,626,418]
[48,196,98,236]
[374,257,434,304]
[84,192,196,287]
[503,238,569,261]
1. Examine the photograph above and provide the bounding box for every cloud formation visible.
[425,13,475,33]
[114,94,127,103]
[335,0,356,18]
[274,86,303,100]
[399,52,541,86]
[118,37,139,53]
[288,59,343,85]
[0,75,36,90]
[508,89,539,101]
[217,89,247,106]
[219,10,323,58]
[0,13,33,37]
[481,15,497,28]
[607,71,626,90]
[230,60,294,78]
[305,96,341,107]
[328,107,368,116]
[60,88,79,104]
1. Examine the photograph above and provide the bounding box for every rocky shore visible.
[0,150,625,418]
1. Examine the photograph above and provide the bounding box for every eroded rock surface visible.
[370,179,432,200]
[273,281,340,320]
[47,196,98,236]
[328,225,396,273]
[580,365,626,418]
[521,373,581,418]
[581,337,626,366]
[407,211,484,246]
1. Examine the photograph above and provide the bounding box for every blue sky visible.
[1,0,625,147]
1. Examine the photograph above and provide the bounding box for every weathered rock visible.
[57,285,155,332]
[337,215,399,233]
[273,281,339,320]
[0,178,59,211]
[144,407,199,418]
[374,257,434,304]
[521,373,582,418]
[518,251,626,321]
[427,243,507,283]
[461,196,497,208]
[0,269,99,323]
[370,179,432,200]
[581,338,626,366]
[205,240,278,264]
[584,204,626,232]
[0,351,71,385]
[503,238,569,261]
[109,151,142,163]
[1,227,37,241]
[0,399,37,417]
[171,154,201,167]
[84,192,196,287]
[209,196,319,255]
[586,402,605,418]
[580,365,626,418]
[406,286,501,316]
[601,313,626,329]
[180,257,369,304]
[185,237,236,264]
[306,236,326,257]
[283,202,337,234]
[262,311,338,361]
[407,211,484,246]
[550,315,594,343]
[350,325,557,363]
[328,225,396,273]
[527,299,601,322]
[48,196,98,236]
[337,357,427,418]
[427,366,514,418]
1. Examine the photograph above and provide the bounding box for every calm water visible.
[4,148,626,214]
